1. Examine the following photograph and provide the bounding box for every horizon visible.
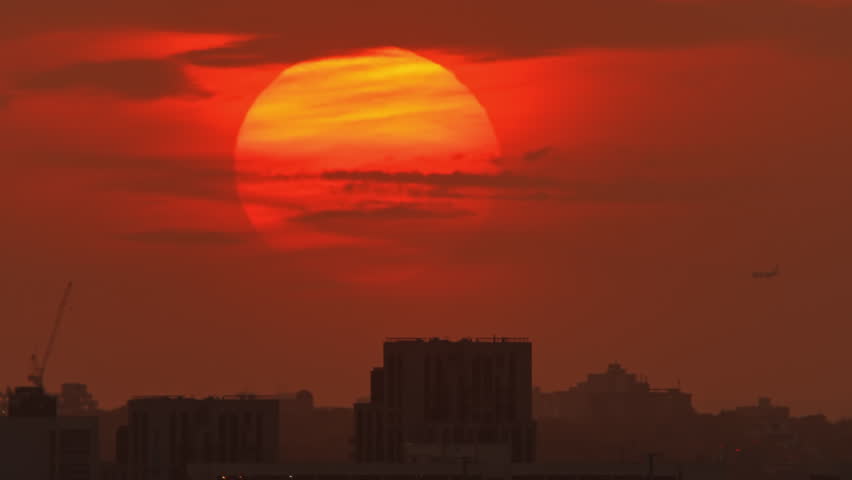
[4,342,837,421]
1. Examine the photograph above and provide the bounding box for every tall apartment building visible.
[355,337,535,464]
[126,395,278,480]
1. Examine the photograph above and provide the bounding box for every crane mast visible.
[27,281,73,390]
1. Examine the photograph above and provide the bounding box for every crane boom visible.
[27,281,72,389]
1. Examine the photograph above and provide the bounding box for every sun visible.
[234,47,501,251]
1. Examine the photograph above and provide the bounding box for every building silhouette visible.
[9,338,852,478]
[60,383,100,416]
[534,363,697,463]
[7,385,59,417]
[0,386,98,479]
[355,337,536,464]
[714,397,796,469]
[187,461,692,480]
[124,395,279,480]
[534,363,694,422]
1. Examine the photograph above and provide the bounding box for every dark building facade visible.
[7,386,58,417]
[188,462,695,480]
[0,386,98,480]
[126,395,278,480]
[355,337,536,464]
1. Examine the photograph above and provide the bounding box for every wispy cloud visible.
[523,147,553,162]
[158,0,852,66]
[292,203,474,223]
[6,1,851,66]
[121,229,252,245]
[250,167,744,207]
[20,150,745,211]
[319,170,559,189]
[17,59,211,100]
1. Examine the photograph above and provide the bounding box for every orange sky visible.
[2,1,852,418]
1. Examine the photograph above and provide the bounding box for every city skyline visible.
[1,341,833,421]
[4,337,851,480]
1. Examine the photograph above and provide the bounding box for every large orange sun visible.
[235,47,500,250]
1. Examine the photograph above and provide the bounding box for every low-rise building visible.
[0,384,99,479]
[534,363,694,422]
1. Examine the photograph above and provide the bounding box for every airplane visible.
[752,264,779,279]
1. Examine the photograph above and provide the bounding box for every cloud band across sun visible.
[234,47,501,250]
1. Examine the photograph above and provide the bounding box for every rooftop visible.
[386,336,530,343]
[130,394,280,402]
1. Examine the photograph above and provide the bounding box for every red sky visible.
[3,0,852,417]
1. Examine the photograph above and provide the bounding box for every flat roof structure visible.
[186,462,727,480]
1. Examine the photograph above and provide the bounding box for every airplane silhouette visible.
[752,264,779,279]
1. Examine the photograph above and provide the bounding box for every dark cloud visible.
[408,186,468,200]
[240,166,746,206]
[13,152,238,202]
[121,229,252,245]
[16,152,226,170]
[20,149,742,208]
[13,150,750,213]
[18,59,211,100]
[297,168,743,205]
[523,147,553,163]
[174,36,362,68]
[5,1,852,64]
[108,166,236,202]
[292,203,474,223]
[159,0,852,66]
[319,170,560,189]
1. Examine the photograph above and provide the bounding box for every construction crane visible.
[27,281,73,390]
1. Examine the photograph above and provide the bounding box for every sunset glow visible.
[235,47,500,249]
